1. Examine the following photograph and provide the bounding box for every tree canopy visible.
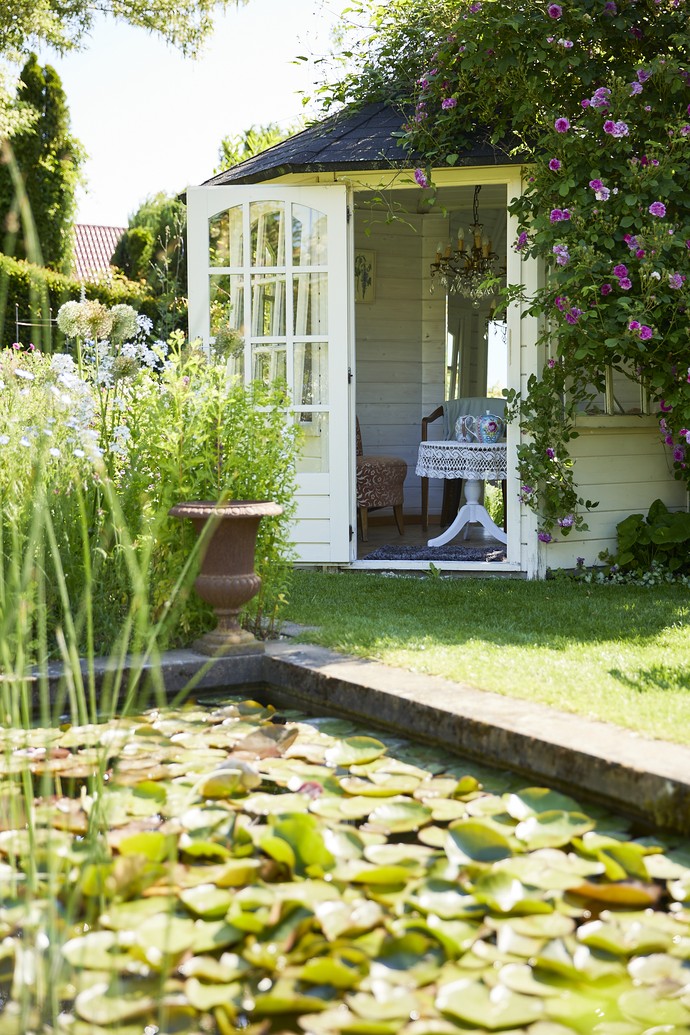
[215,122,298,174]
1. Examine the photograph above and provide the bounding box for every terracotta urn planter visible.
[169,500,283,656]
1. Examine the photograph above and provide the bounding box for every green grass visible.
[283,570,690,745]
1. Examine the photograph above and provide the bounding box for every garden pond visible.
[1,694,690,1034]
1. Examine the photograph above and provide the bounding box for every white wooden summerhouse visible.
[187,103,685,577]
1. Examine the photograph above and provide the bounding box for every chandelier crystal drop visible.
[429,185,505,306]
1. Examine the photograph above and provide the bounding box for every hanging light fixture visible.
[430,185,504,305]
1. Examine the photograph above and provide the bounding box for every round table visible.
[415,440,507,547]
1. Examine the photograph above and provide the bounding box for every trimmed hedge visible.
[0,253,157,351]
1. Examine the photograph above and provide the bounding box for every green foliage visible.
[111,193,187,338]
[602,498,690,575]
[0,251,155,350]
[326,0,690,540]
[0,54,84,272]
[0,314,298,655]
[215,122,299,173]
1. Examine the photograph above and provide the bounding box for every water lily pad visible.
[240,791,311,815]
[498,963,563,998]
[505,788,583,820]
[184,976,241,1011]
[577,918,671,956]
[179,883,235,919]
[62,930,135,971]
[436,978,544,1028]
[515,811,595,850]
[340,775,421,797]
[315,898,385,941]
[619,988,690,1026]
[408,880,482,920]
[299,956,363,989]
[74,980,158,1025]
[445,819,514,863]
[325,737,388,767]
[365,799,433,834]
[347,988,420,1021]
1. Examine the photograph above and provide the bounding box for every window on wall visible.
[576,363,651,416]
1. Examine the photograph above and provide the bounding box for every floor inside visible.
[356,514,504,560]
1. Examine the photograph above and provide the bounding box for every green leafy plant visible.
[602,497,690,575]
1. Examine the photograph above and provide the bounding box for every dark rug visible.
[363,543,506,562]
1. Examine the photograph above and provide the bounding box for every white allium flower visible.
[57,300,82,338]
[110,304,139,345]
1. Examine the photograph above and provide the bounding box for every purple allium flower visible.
[538,532,553,543]
[414,168,430,189]
[629,82,643,95]
[441,97,457,109]
[669,273,685,289]
[549,158,562,171]
[618,277,632,290]
[613,264,628,278]
[639,325,653,340]
[554,117,571,132]
[637,69,651,83]
[601,283,612,295]
[649,201,666,217]
[546,447,556,459]
[548,3,562,16]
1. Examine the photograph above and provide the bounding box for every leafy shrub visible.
[601,499,690,575]
[0,314,298,659]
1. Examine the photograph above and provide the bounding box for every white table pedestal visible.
[428,478,507,547]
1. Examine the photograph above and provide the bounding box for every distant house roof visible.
[202,102,519,187]
[72,224,125,281]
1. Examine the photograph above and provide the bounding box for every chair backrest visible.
[443,397,506,440]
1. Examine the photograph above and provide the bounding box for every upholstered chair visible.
[356,418,407,541]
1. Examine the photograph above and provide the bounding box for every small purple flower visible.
[666,434,675,446]
[547,358,556,368]
[628,320,641,331]
[673,445,685,463]
[681,126,690,137]
[554,296,567,311]
[549,158,562,171]
[589,179,604,190]
[565,307,582,324]
[548,3,562,16]
[618,277,632,290]
[613,264,628,278]
[546,447,556,459]
[604,1,617,12]
[553,243,570,266]
[558,515,574,528]
[603,120,629,138]
[521,485,533,495]
[648,201,667,217]
[559,38,574,48]
[414,168,430,189]
[601,283,612,295]
[637,68,651,83]
[554,117,571,132]
[629,81,643,95]
[669,273,685,289]
[639,325,653,340]
[441,97,457,109]
[514,230,529,252]
[590,87,611,109]
[549,208,570,222]
[660,399,673,412]
[538,532,553,543]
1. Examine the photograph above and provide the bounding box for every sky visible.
[36,0,354,228]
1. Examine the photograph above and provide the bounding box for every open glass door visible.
[187,184,351,562]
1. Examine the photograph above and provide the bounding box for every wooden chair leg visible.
[421,477,429,532]
[359,506,369,542]
[501,479,507,532]
[393,504,405,536]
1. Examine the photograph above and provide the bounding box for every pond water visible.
[1,694,690,1034]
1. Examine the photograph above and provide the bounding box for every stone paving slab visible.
[262,640,690,835]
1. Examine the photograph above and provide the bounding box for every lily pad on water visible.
[436,978,545,1028]
[325,737,388,767]
[445,819,514,863]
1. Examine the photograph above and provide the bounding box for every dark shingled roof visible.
[201,102,519,186]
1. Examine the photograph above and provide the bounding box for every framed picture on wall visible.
[354,250,375,303]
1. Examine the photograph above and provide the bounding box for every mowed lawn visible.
[283,570,690,746]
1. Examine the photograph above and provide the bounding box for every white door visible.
[187,184,353,563]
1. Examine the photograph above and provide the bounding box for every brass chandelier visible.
[430,185,504,305]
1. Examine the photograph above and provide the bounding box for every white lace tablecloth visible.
[415,441,507,481]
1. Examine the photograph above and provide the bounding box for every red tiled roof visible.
[72,223,126,281]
